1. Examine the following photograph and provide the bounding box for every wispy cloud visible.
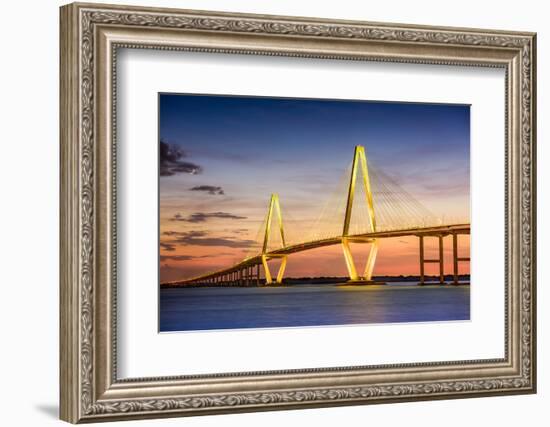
[160,140,203,177]
[162,230,256,249]
[170,212,247,223]
[160,253,230,262]
[190,185,225,195]
[160,242,176,252]
[159,254,197,261]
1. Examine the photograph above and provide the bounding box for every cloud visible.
[178,236,255,248]
[170,212,247,223]
[162,230,183,236]
[171,213,184,221]
[169,230,208,238]
[160,140,203,176]
[160,252,233,262]
[160,242,176,252]
[162,230,256,249]
[189,185,225,195]
[159,254,196,261]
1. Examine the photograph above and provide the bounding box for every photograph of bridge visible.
[158,94,470,332]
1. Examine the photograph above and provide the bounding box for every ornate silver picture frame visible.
[60,2,536,423]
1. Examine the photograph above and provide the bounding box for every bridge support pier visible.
[453,234,458,284]
[419,236,425,285]
[364,240,379,281]
[262,254,287,285]
[438,235,444,284]
[418,235,446,285]
[341,238,380,284]
[451,233,470,285]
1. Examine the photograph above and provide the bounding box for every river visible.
[159,282,470,332]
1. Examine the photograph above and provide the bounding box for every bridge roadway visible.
[165,223,470,286]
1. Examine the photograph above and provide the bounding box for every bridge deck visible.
[164,223,470,285]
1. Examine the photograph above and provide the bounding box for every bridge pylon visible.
[342,145,379,283]
[261,193,288,285]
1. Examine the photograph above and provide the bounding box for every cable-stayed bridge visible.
[166,145,470,287]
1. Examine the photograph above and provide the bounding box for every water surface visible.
[159,282,470,332]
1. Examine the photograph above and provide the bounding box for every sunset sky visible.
[159,94,470,283]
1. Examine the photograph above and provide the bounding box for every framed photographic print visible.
[158,94,472,332]
[60,2,537,423]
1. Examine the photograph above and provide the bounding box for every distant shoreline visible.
[160,274,470,289]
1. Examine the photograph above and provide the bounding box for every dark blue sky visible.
[159,94,469,177]
[159,93,469,212]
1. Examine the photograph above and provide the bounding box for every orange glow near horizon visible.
[159,232,470,282]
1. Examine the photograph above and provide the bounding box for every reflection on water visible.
[159,283,470,332]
